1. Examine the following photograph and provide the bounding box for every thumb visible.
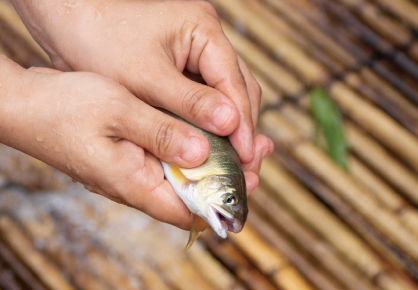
[111,98,210,168]
[134,64,240,137]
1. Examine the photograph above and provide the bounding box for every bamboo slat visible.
[260,0,418,129]
[262,0,358,67]
[330,82,418,172]
[375,0,418,31]
[229,225,314,290]
[249,187,378,290]
[212,0,329,85]
[0,216,76,290]
[252,0,418,134]
[221,16,418,172]
[261,111,418,261]
[258,157,413,290]
[245,211,343,290]
[279,103,418,236]
[186,242,243,290]
[200,231,278,290]
[0,0,50,66]
[221,22,303,96]
[0,240,46,290]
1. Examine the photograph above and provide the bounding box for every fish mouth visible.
[207,204,242,238]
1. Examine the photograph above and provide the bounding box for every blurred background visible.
[2,0,418,289]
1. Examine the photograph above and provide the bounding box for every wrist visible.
[0,54,33,146]
[10,0,103,69]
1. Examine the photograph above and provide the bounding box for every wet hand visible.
[0,57,210,230]
[11,0,273,193]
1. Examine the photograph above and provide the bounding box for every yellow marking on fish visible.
[168,164,190,187]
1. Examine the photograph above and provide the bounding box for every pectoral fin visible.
[166,164,190,188]
[185,214,205,250]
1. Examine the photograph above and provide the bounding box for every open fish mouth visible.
[207,204,242,238]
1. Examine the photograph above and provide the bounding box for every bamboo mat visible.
[1,0,418,289]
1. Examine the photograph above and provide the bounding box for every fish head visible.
[192,174,247,238]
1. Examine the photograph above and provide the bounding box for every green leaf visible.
[310,88,349,171]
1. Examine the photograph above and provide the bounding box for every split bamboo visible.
[0,239,46,290]
[375,0,418,31]
[217,5,418,173]
[279,102,418,234]
[258,156,413,290]
[245,209,344,290]
[228,225,314,290]
[0,216,76,290]
[264,0,418,126]
[249,188,378,290]
[200,231,278,290]
[261,111,418,261]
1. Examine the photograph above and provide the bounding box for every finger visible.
[242,134,274,174]
[27,67,61,74]
[110,98,210,168]
[186,14,255,163]
[88,141,195,230]
[237,56,261,128]
[244,171,259,196]
[136,64,240,136]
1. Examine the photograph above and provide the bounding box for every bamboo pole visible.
[258,156,414,290]
[375,0,418,31]
[261,0,358,67]
[251,69,283,112]
[0,1,50,66]
[261,111,418,262]
[200,231,278,290]
[221,19,418,172]
[211,0,329,85]
[244,211,344,290]
[229,225,315,290]
[258,158,380,277]
[279,102,418,235]
[186,241,244,290]
[0,263,23,290]
[0,216,76,290]
[330,82,418,172]
[249,187,378,290]
[274,148,418,281]
[0,240,46,290]
[265,0,418,125]
[221,22,303,96]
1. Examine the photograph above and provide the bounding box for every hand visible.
[11,0,274,188]
[0,55,214,230]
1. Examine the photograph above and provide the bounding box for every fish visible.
[160,110,248,250]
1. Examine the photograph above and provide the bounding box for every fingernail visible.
[182,136,203,162]
[212,104,232,130]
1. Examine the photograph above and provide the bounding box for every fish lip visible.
[209,204,242,235]
[207,206,228,238]
[211,204,234,221]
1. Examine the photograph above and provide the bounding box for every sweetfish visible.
[160,111,248,249]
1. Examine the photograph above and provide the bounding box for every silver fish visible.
[160,111,247,249]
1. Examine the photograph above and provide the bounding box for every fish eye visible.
[225,195,238,205]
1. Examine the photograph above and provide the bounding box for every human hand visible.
[11,0,274,188]
[0,55,220,230]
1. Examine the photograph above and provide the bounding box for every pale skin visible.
[3,0,274,231]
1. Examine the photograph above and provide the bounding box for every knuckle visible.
[254,81,262,99]
[182,86,209,120]
[195,1,218,19]
[154,120,177,157]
